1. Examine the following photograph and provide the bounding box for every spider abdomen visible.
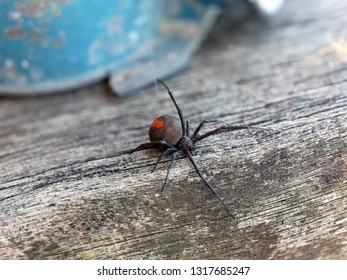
[149,115,182,145]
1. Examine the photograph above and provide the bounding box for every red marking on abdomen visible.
[151,118,165,129]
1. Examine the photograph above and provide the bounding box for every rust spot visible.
[4,26,25,38]
[15,0,71,18]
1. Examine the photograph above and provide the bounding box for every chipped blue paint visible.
[0,0,284,96]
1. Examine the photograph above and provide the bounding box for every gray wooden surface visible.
[1,0,346,259]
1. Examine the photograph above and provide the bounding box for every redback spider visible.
[132,79,268,217]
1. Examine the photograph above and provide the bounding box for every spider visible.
[132,79,267,217]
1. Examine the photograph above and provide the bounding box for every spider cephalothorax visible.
[132,79,267,217]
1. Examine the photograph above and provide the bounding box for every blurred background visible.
[0,0,284,96]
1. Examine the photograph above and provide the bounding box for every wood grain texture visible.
[1,0,346,259]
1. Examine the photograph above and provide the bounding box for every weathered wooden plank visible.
[0,0,346,259]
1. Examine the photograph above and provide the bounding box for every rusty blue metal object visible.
[0,0,284,96]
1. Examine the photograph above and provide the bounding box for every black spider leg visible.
[186,120,190,136]
[193,125,269,143]
[152,147,178,172]
[156,79,187,136]
[191,120,224,139]
[185,150,236,218]
[131,140,176,153]
[191,120,271,143]
[161,151,180,192]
